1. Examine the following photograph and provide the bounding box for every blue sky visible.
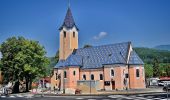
[0,0,170,57]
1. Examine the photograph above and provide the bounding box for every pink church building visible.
[51,7,146,92]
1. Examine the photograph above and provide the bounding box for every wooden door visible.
[112,81,115,90]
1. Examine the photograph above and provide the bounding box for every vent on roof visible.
[108,54,112,57]
[72,49,77,55]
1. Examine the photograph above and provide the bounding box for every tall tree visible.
[153,58,160,77]
[144,64,153,78]
[0,37,49,92]
[165,65,170,76]
[55,50,59,62]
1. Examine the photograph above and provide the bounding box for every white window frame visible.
[110,68,114,77]
[82,74,86,80]
[91,74,94,80]
[136,67,140,79]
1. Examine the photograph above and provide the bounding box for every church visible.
[51,7,146,93]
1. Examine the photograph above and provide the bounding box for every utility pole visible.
[41,78,44,97]
[166,83,169,100]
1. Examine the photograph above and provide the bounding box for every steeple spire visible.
[59,6,78,30]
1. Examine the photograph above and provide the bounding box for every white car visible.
[158,82,165,86]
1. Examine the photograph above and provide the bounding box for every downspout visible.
[103,66,105,90]
[128,64,130,89]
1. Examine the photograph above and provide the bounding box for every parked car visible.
[163,84,170,91]
[158,81,165,86]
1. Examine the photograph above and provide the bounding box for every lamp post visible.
[41,78,44,97]
[166,83,169,100]
[63,68,65,94]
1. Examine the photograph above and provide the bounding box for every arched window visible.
[55,73,58,80]
[91,74,94,80]
[73,31,75,38]
[64,31,66,38]
[136,69,140,77]
[64,71,67,78]
[83,74,86,80]
[100,74,103,80]
[111,69,114,76]
[73,71,76,76]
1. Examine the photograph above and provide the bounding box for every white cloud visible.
[93,32,107,40]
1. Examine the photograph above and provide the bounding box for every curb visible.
[33,91,166,97]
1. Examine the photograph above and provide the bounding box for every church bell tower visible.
[59,7,79,60]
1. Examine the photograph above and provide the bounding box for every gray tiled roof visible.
[59,7,78,30]
[55,42,144,69]
[55,60,65,68]
[128,51,144,65]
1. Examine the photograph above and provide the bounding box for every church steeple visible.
[59,7,79,60]
[59,7,78,30]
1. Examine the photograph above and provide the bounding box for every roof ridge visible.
[78,41,131,50]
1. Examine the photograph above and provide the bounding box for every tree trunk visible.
[29,78,32,90]
[12,80,19,93]
[25,77,29,92]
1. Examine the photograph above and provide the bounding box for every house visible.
[51,7,146,92]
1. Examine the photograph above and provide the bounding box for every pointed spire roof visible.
[59,7,78,30]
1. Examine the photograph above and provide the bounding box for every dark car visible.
[163,84,170,91]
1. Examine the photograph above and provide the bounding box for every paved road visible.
[0,93,169,100]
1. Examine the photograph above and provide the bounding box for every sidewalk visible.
[4,87,166,97]
[33,87,165,96]
[97,87,164,95]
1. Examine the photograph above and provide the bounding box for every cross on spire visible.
[68,0,70,8]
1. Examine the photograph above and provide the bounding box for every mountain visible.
[134,47,170,63]
[154,45,170,51]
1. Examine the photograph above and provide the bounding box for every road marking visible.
[131,96,146,100]
[76,98,84,99]
[88,99,96,100]
[146,96,154,98]
[108,95,120,98]
[102,99,111,100]
[109,95,133,99]
[1,96,6,98]
[9,95,15,98]
[152,98,165,100]
[17,95,24,97]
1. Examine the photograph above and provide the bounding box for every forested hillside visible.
[134,47,170,63]
[154,45,170,51]
[134,47,170,78]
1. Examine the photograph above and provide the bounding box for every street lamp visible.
[63,67,65,94]
[41,78,44,97]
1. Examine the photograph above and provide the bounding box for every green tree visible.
[55,50,59,62]
[165,65,170,76]
[153,58,160,77]
[144,64,153,78]
[0,37,49,93]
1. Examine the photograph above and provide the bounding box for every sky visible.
[0,0,170,57]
